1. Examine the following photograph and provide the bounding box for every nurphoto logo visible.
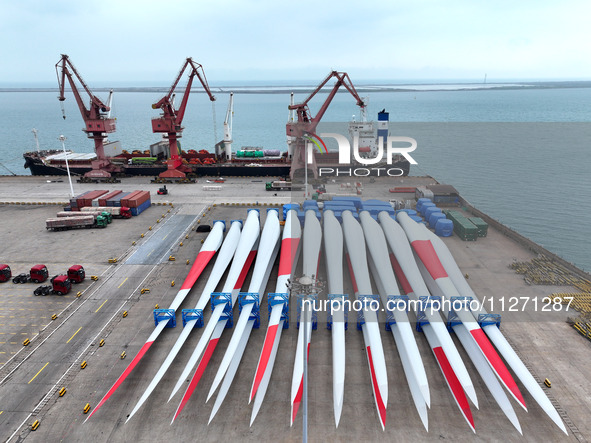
[305,132,418,177]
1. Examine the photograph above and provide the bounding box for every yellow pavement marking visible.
[117,277,129,289]
[66,327,83,344]
[28,362,49,384]
[95,299,108,313]
[162,233,169,240]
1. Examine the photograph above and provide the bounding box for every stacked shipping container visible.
[468,217,489,237]
[444,210,479,241]
[65,189,151,216]
[98,190,123,206]
[106,192,131,207]
[121,190,151,216]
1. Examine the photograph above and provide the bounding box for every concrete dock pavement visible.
[0,175,589,442]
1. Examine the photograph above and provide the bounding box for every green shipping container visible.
[443,210,479,240]
[452,218,478,241]
[469,217,488,237]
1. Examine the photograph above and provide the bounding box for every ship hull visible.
[24,153,410,178]
[24,154,291,177]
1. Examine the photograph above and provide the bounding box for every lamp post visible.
[59,135,75,198]
[288,275,324,443]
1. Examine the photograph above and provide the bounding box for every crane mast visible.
[151,57,216,178]
[55,54,117,178]
[286,71,366,178]
[222,92,234,161]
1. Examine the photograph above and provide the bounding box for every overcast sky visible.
[1,0,589,85]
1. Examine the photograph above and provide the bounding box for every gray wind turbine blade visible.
[126,219,242,422]
[420,223,566,434]
[290,209,322,425]
[341,210,388,430]
[323,209,346,427]
[360,210,430,407]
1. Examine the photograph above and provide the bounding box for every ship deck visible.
[0,175,589,442]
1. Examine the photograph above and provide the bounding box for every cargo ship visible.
[22,141,293,178]
[22,111,411,178]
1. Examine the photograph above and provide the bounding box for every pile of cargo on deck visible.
[416,184,460,205]
[444,210,488,241]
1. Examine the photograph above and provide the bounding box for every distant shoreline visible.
[2,81,591,94]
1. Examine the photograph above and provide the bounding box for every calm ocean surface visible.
[0,86,590,271]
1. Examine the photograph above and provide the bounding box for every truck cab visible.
[30,264,49,283]
[100,211,113,223]
[120,206,132,219]
[51,275,71,295]
[0,264,11,282]
[96,215,108,228]
[67,265,85,283]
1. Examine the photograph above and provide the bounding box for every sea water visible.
[0,85,589,271]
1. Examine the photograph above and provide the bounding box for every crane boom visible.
[55,54,117,178]
[152,57,216,178]
[286,71,366,178]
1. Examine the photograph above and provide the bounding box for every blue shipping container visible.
[130,199,152,216]
[108,192,131,207]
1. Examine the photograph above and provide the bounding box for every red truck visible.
[0,264,11,282]
[34,275,72,296]
[67,265,85,283]
[13,264,49,283]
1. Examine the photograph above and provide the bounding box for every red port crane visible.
[286,71,366,178]
[152,58,216,178]
[56,54,117,178]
